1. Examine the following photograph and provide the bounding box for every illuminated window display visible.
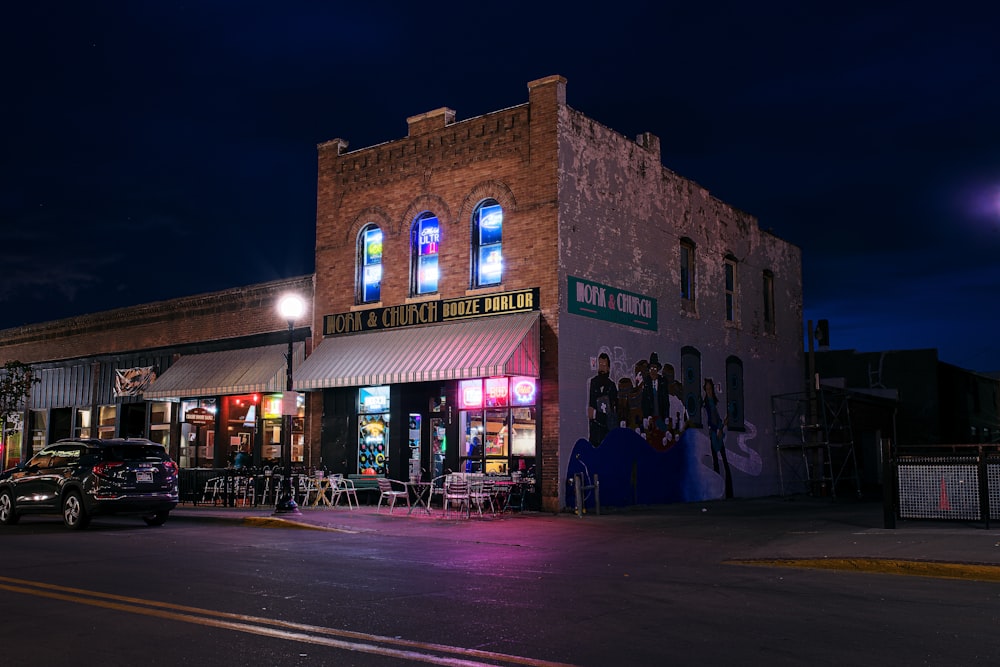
[412,213,440,295]
[358,386,390,475]
[458,376,536,473]
[473,200,502,287]
[359,224,383,303]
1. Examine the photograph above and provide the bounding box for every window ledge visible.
[350,302,382,311]
[405,295,438,304]
[465,285,504,297]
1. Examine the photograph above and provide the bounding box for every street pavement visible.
[170,494,1000,581]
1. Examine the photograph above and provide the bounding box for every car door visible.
[12,449,57,510]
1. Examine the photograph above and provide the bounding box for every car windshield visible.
[102,445,168,462]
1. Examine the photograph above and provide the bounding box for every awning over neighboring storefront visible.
[293,312,540,390]
[143,343,305,399]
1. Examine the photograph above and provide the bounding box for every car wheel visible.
[142,511,169,526]
[62,491,90,530]
[0,490,19,525]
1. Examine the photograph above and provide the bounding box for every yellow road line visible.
[725,558,1000,582]
[0,575,575,667]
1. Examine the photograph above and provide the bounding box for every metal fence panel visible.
[897,462,980,520]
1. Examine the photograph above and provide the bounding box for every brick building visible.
[0,75,804,511]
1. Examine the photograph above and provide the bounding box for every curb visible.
[726,557,1000,583]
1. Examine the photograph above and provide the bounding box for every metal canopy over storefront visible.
[293,311,540,390]
[143,343,305,400]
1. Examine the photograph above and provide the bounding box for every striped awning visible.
[143,343,305,399]
[293,312,540,390]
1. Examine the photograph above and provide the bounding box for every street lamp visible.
[273,293,305,515]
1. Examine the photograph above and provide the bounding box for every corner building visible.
[295,75,804,511]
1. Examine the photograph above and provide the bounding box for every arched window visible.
[411,212,440,295]
[725,355,745,431]
[472,199,503,287]
[681,345,702,427]
[357,224,382,304]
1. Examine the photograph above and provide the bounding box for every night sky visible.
[3,3,999,372]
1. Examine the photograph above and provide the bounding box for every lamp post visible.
[273,293,305,515]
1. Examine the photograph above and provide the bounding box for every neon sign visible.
[511,377,537,406]
[459,379,483,409]
[484,377,508,407]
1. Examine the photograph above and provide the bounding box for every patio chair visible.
[468,474,495,517]
[376,477,410,514]
[443,475,470,518]
[331,474,359,509]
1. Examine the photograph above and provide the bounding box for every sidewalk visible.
[170,495,1000,579]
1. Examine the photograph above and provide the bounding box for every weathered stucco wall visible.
[556,105,804,499]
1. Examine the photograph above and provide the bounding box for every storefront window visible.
[1,415,23,468]
[358,386,389,475]
[458,377,537,474]
[98,405,116,439]
[180,398,216,468]
[74,408,91,439]
[30,409,48,453]
[149,402,171,447]
[223,394,260,467]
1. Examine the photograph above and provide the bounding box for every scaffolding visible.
[772,386,861,498]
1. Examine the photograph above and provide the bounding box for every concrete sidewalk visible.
[169,495,1000,580]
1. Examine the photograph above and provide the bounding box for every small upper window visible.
[762,270,775,333]
[358,224,383,304]
[411,213,440,295]
[724,256,737,322]
[680,239,696,306]
[472,200,503,287]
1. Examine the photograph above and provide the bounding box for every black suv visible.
[0,438,179,530]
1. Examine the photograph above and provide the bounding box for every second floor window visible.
[473,199,503,287]
[680,239,696,307]
[359,224,382,304]
[762,270,775,333]
[412,213,440,295]
[724,256,737,322]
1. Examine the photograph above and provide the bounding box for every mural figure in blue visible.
[702,378,734,499]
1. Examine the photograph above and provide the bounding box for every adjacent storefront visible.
[143,342,305,468]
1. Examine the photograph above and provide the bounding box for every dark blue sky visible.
[2,2,999,372]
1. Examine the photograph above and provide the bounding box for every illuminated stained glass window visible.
[358,224,382,304]
[412,213,440,295]
[473,200,503,287]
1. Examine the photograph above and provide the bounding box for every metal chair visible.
[443,474,470,518]
[331,474,359,509]
[376,477,410,514]
[468,474,495,517]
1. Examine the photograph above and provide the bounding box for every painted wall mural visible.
[578,347,762,506]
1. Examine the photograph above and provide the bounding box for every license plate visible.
[136,471,154,483]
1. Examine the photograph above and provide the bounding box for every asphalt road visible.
[1,507,998,666]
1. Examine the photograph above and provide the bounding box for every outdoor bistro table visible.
[405,479,433,515]
[309,476,335,507]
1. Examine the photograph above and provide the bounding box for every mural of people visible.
[667,380,691,442]
[588,352,618,446]
[641,352,669,427]
[702,378,734,498]
[624,358,648,431]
